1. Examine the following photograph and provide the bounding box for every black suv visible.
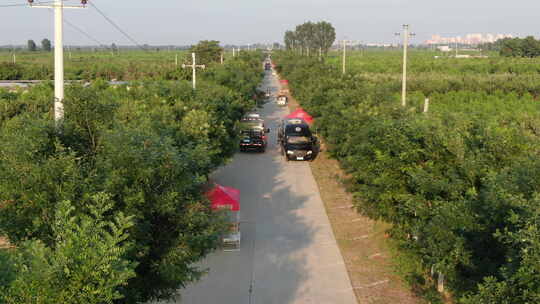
[278,118,318,161]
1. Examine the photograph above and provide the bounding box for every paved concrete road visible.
[170,70,357,304]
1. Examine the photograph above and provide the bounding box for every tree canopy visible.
[188,40,224,65]
[27,40,37,52]
[41,39,51,52]
[284,21,336,56]
[481,36,540,58]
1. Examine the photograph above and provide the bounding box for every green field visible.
[0,49,237,81]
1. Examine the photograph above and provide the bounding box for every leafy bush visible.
[0,195,136,304]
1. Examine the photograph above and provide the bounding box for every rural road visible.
[166,69,357,304]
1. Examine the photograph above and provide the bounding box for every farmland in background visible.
[0,49,240,81]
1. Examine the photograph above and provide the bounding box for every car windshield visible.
[284,124,311,137]
[241,130,263,138]
[287,136,310,144]
[240,121,264,129]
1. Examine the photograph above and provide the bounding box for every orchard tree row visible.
[0,51,264,303]
[274,53,540,303]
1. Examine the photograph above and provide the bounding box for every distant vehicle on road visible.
[278,118,318,161]
[265,62,272,70]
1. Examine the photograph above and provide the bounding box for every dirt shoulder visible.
[282,83,422,304]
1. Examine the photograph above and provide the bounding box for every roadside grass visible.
[282,84,423,304]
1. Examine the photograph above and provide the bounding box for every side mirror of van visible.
[266,128,271,133]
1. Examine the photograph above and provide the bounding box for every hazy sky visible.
[1,0,539,46]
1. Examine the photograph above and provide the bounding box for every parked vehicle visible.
[239,128,268,152]
[265,62,272,70]
[278,118,318,161]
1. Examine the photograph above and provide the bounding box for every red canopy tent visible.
[286,108,314,124]
[207,184,240,211]
[279,79,289,85]
[206,184,241,251]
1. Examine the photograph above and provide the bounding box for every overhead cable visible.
[88,1,146,50]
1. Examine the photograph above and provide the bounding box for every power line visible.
[88,1,146,50]
[62,12,106,46]
[36,0,106,47]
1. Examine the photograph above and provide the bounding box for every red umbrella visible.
[206,184,240,211]
[286,108,314,124]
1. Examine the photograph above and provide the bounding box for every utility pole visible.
[29,0,87,124]
[175,54,178,66]
[12,53,16,64]
[396,24,415,107]
[232,48,236,57]
[182,52,205,90]
[220,52,224,64]
[341,39,352,75]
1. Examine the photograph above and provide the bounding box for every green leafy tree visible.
[41,38,52,52]
[0,194,136,304]
[284,21,336,56]
[499,36,540,57]
[314,21,336,55]
[188,40,223,65]
[284,30,297,51]
[111,43,118,54]
[27,40,37,52]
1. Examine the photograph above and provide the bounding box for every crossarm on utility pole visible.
[396,25,415,107]
[182,52,206,90]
